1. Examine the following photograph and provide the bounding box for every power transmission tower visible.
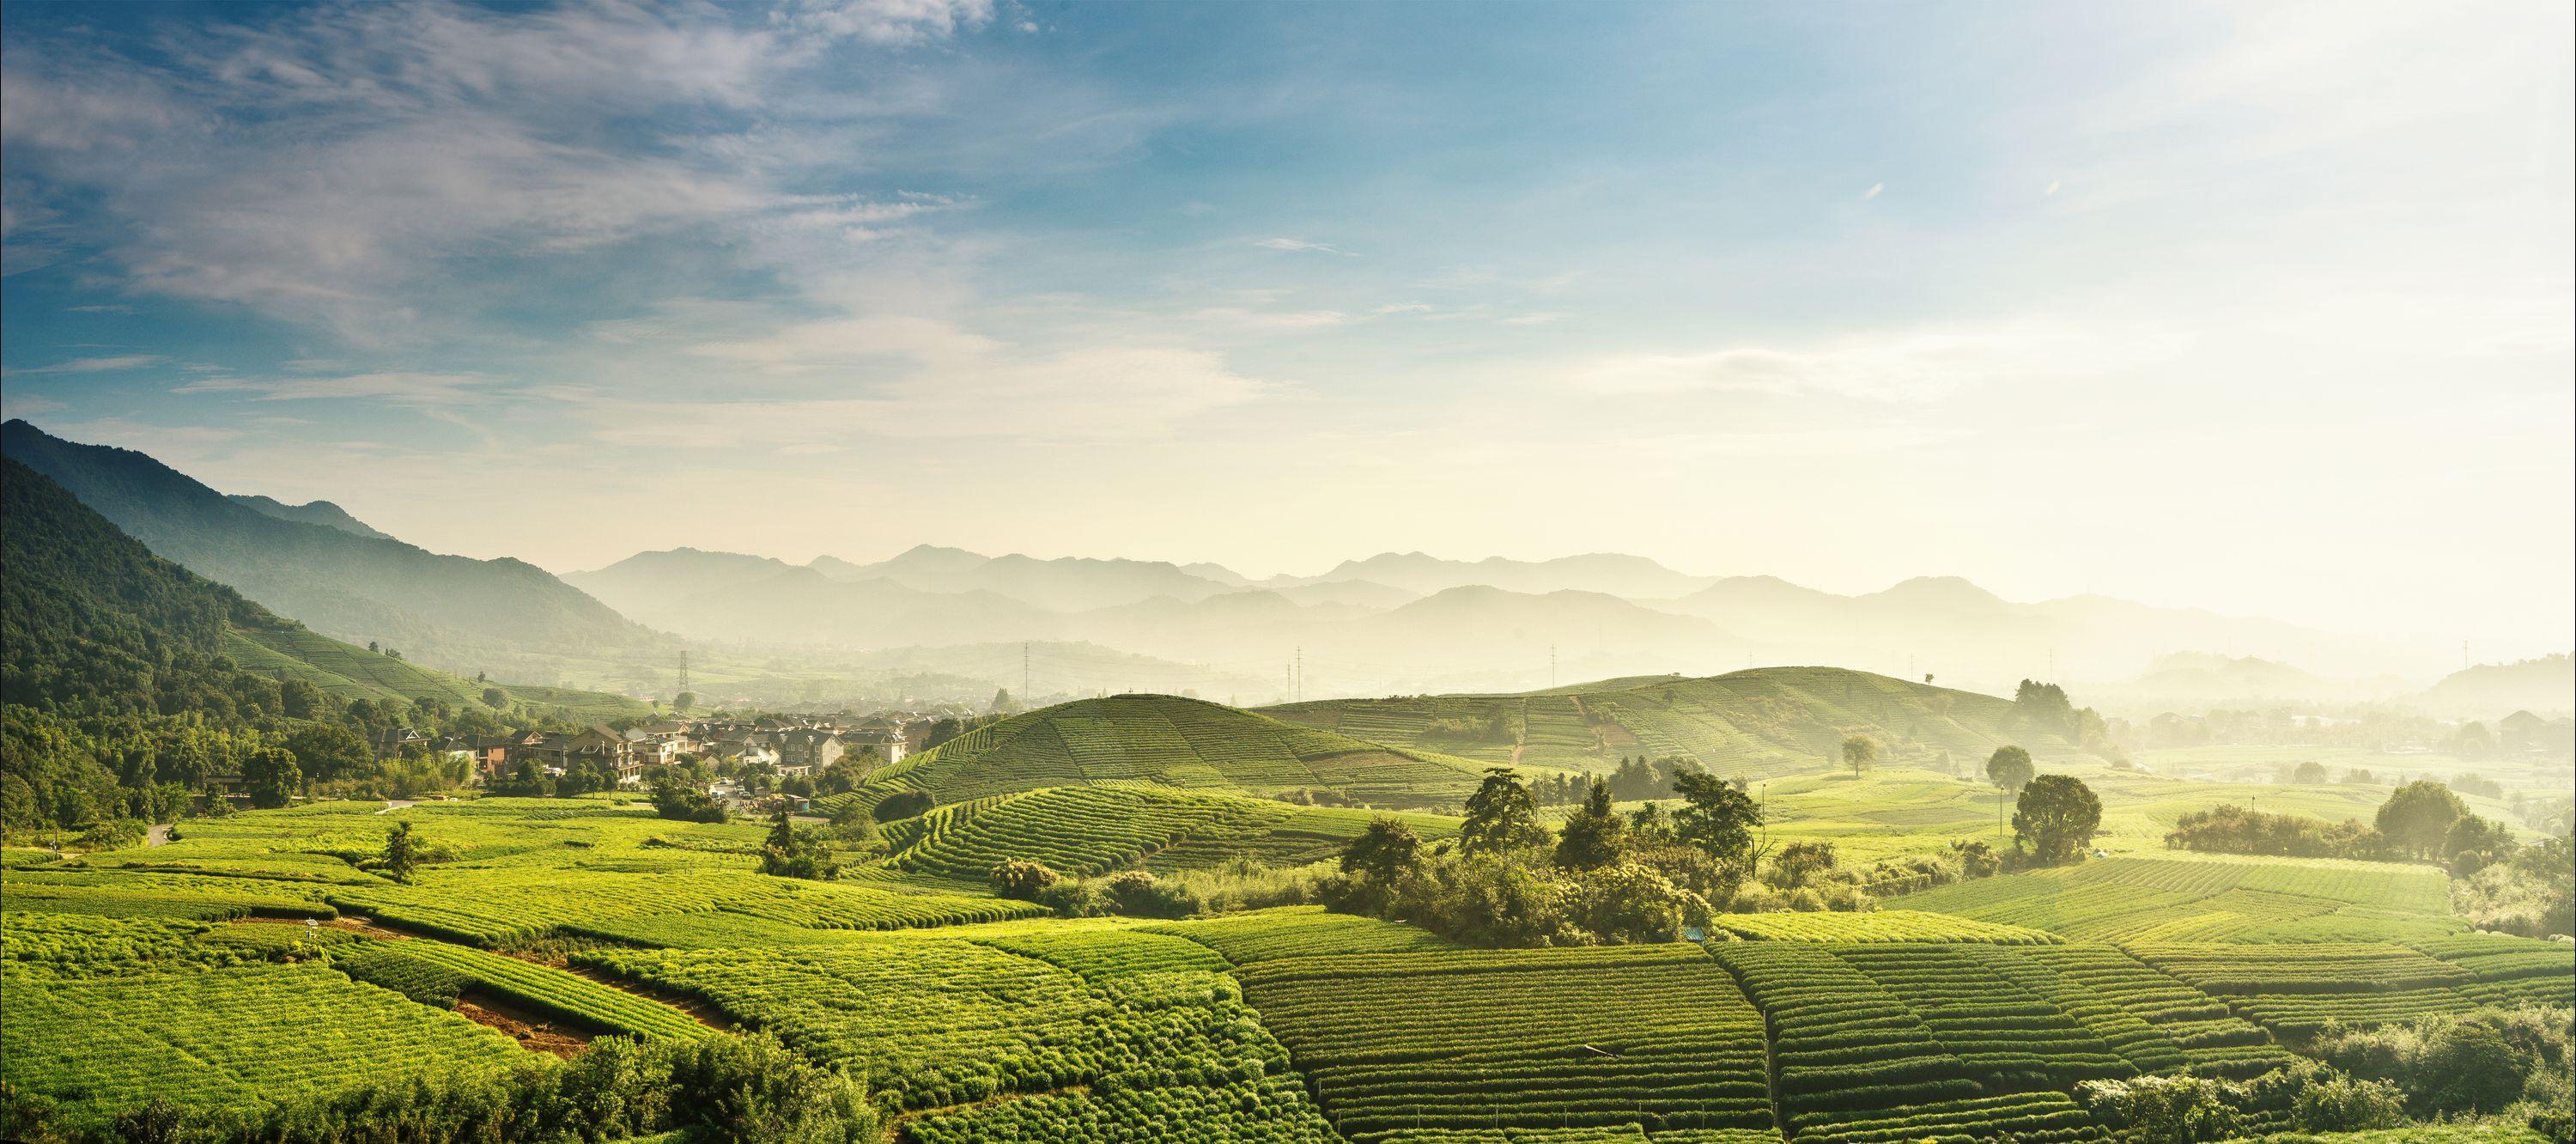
[1022,642,1030,704]
[1549,644,1557,689]
[677,651,690,694]
[1294,646,1303,702]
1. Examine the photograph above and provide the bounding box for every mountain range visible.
[3,420,657,681]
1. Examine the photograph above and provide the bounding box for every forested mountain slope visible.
[3,420,654,677]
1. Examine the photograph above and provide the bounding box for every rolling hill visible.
[2416,654,2574,718]
[1,456,649,720]
[3,420,656,678]
[1264,666,2100,779]
[225,494,393,540]
[838,693,1493,811]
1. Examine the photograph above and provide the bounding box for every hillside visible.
[1293,551,1716,598]
[562,548,798,623]
[225,495,393,540]
[3,420,656,677]
[1265,666,2098,778]
[2418,654,2574,717]
[810,544,1240,611]
[842,693,1492,810]
[1,456,650,721]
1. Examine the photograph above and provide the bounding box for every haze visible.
[2,0,2569,644]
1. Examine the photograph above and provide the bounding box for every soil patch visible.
[552,962,735,1032]
[456,992,590,1057]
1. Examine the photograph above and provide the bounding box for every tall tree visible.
[1840,735,1880,779]
[1460,768,1547,856]
[381,820,421,884]
[1552,778,1625,870]
[1340,816,1426,884]
[2012,774,2102,865]
[2375,781,2469,860]
[241,746,301,810]
[1984,745,2036,792]
[1669,771,1761,866]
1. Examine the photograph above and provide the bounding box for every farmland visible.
[3,746,2567,1141]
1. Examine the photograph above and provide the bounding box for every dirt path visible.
[456,995,591,1057]
[147,825,173,848]
[375,799,416,815]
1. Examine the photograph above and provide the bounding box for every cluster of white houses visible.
[392,715,927,789]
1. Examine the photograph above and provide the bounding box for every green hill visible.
[3,419,656,678]
[1264,666,2098,779]
[841,693,1492,811]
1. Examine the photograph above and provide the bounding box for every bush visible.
[871,791,934,823]
[1036,879,1109,918]
[2077,1073,2243,1143]
[988,861,1060,901]
[1102,870,1194,918]
[2292,1075,2406,1132]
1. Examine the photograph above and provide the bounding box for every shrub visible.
[872,790,934,823]
[2076,1074,2243,1143]
[2292,1074,2406,1131]
[988,861,1060,901]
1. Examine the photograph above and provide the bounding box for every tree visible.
[241,747,301,809]
[1459,768,1547,856]
[1768,840,1838,888]
[480,686,509,709]
[1337,816,1426,904]
[649,776,726,823]
[278,678,330,721]
[282,723,370,783]
[2374,780,2468,860]
[673,691,696,715]
[1552,778,1625,870]
[1840,735,1880,778]
[1669,771,1761,865]
[2013,774,2102,865]
[757,806,838,880]
[2291,761,2330,784]
[988,688,1013,715]
[382,820,421,884]
[2441,814,2518,877]
[1985,745,2036,792]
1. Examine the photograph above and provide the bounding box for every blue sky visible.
[3,0,2569,646]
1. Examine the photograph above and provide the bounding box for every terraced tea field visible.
[835,694,1490,812]
[3,782,2564,1142]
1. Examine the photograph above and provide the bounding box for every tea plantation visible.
[3,789,2567,1142]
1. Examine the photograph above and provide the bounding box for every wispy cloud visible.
[173,371,498,404]
[15,354,166,374]
[1254,237,1358,256]
[1576,322,2115,402]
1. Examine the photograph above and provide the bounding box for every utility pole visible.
[1294,646,1303,703]
[1549,644,1557,689]
[677,651,690,695]
[1022,642,1030,705]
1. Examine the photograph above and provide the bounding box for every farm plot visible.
[1145,905,1458,964]
[1147,805,1462,872]
[1236,946,1775,1139]
[885,784,1293,879]
[0,963,522,1128]
[2406,934,2576,1008]
[2006,943,2296,1078]
[1704,941,1983,1133]
[580,937,1112,1111]
[2126,942,2479,1039]
[1826,943,2135,1087]
[1710,910,2058,944]
[336,939,711,1039]
[327,867,1040,945]
[1890,854,2458,946]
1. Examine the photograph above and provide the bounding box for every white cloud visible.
[1254,237,1358,256]
[173,371,497,404]
[14,354,166,374]
[1575,322,2111,402]
[778,0,995,46]
[1862,183,1884,199]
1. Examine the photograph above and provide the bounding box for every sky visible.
[2,0,2569,646]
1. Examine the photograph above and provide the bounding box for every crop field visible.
[4,749,2567,1142]
[840,694,1489,812]
[1709,910,2058,944]
[1236,946,1775,1139]
[1146,905,1461,964]
[2,961,523,1127]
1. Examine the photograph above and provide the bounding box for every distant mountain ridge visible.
[226,494,393,540]
[3,420,656,678]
